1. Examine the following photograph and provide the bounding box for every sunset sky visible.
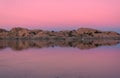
[0,0,120,30]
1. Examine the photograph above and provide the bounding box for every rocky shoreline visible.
[0,27,120,40]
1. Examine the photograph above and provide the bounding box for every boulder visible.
[0,29,8,38]
[9,27,30,38]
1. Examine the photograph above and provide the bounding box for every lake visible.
[0,40,120,78]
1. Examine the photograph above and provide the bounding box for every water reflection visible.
[0,40,120,78]
[0,46,120,78]
[0,39,120,50]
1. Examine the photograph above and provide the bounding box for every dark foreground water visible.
[0,40,120,78]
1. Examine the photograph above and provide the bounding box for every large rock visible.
[76,28,120,38]
[0,29,8,38]
[9,27,30,38]
[0,29,8,32]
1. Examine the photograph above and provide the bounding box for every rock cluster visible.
[0,27,120,39]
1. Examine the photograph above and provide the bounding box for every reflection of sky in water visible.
[0,43,120,78]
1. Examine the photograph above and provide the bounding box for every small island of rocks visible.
[0,27,120,40]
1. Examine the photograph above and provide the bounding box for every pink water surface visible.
[0,45,120,78]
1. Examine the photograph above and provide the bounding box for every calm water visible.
[0,40,120,78]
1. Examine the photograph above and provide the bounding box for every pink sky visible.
[0,0,120,29]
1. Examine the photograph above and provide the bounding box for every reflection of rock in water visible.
[0,39,120,51]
